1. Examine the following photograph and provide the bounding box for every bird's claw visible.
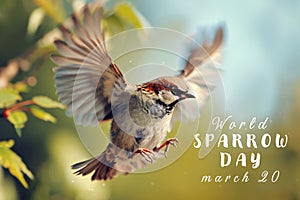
[132,148,156,163]
[155,138,179,158]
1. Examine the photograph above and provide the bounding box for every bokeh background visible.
[0,0,300,199]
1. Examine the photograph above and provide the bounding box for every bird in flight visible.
[51,5,224,181]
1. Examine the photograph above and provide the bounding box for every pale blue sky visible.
[107,0,300,120]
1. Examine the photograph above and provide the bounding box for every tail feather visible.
[92,162,118,180]
[71,157,118,181]
[71,158,93,170]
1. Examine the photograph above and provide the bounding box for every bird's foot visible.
[154,138,179,157]
[131,148,156,163]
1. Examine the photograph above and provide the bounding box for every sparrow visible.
[51,5,224,181]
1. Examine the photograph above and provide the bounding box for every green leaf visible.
[0,140,34,189]
[33,0,65,23]
[114,3,145,28]
[27,8,45,35]
[15,128,22,138]
[32,96,65,109]
[0,89,22,108]
[104,15,125,35]
[30,106,56,123]
[7,111,28,137]
[13,82,29,93]
[104,3,149,35]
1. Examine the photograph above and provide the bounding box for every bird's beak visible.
[177,93,195,102]
[169,92,195,107]
[183,93,195,99]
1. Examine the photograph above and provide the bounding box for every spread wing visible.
[174,26,225,122]
[51,6,128,126]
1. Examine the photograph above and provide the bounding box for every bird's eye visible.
[158,90,176,104]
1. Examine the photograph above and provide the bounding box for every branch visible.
[0,60,19,89]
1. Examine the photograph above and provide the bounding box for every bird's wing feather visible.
[173,26,224,124]
[51,6,127,126]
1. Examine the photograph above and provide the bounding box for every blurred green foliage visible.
[0,140,34,189]
[0,0,148,199]
[0,80,64,187]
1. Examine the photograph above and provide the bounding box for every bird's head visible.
[139,76,195,107]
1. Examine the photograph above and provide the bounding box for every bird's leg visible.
[154,138,179,157]
[130,148,156,163]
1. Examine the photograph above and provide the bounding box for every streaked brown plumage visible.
[51,5,224,181]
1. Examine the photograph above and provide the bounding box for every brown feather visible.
[51,5,128,126]
[180,27,224,78]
